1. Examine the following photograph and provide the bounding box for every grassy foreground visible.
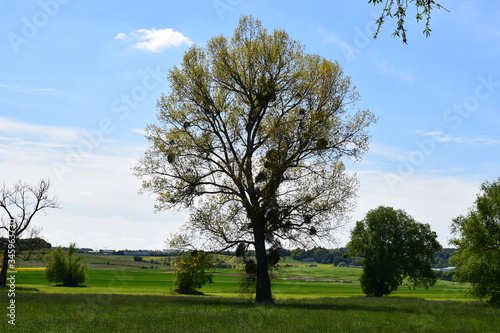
[1,264,498,332]
[1,293,499,332]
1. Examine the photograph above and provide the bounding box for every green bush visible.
[174,251,214,294]
[45,243,87,287]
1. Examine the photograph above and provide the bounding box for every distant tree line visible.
[433,270,455,281]
[287,247,455,268]
[433,248,456,268]
[289,247,361,266]
[0,237,52,251]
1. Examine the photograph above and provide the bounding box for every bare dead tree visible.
[0,179,60,286]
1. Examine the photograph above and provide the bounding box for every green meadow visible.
[9,264,470,300]
[1,257,498,332]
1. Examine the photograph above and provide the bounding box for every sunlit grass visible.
[0,293,497,333]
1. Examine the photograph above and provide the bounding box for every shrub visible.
[45,243,87,287]
[174,251,214,294]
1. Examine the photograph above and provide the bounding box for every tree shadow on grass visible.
[173,289,207,296]
[0,286,40,292]
[136,294,420,314]
[276,296,429,314]
[17,287,40,292]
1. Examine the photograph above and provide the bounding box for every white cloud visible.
[0,119,186,250]
[347,170,481,247]
[423,132,500,145]
[0,82,60,94]
[0,118,487,250]
[0,116,82,143]
[115,28,192,53]
[131,128,146,136]
[114,32,129,41]
[377,59,415,84]
[326,32,358,60]
[364,142,409,162]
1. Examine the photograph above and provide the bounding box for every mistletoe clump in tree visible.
[135,16,376,304]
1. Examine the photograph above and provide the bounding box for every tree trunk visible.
[374,279,384,297]
[253,226,273,304]
[0,246,9,287]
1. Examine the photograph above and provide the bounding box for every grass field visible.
[1,293,499,332]
[1,258,498,332]
[10,265,470,300]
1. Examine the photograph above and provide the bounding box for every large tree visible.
[135,16,375,304]
[450,179,500,304]
[369,0,448,43]
[0,179,59,286]
[347,206,442,297]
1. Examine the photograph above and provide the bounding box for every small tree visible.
[174,251,214,294]
[450,178,500,304]
[45,243,88,287]
[0,179,60,286]
[347,206,442,297]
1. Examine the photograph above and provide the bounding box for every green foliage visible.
[450,178,500,304]
[433,270,455,282]
[136,15,376,303]
[433,248,456,268]
[133,256,143,262]
[174,251,214,294]
[45,243,88,287]
[347,206,442,297]
[369,0,448,43]
[290,247,362,266]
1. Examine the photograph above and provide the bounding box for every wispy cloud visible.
[0,83,60,95]
[115,28,192,53]
[131,128,146,136]
[423,132,500,145]
[324,31,358,60]
[377,59,415,84]
[0,117,82,143]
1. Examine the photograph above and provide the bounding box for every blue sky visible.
[1,0,499,250]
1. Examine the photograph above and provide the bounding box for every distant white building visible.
[432,267,456,272]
